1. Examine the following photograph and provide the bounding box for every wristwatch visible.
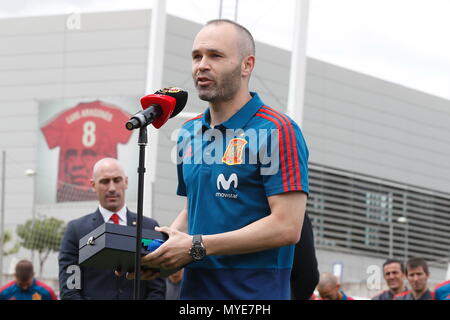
[189,235,206,261]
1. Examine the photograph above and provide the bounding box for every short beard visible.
[197,64,242,103]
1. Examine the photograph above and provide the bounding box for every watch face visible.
[190,246,206,261]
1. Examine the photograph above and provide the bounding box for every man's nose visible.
[198,57,210,71]
[410,275,419,282]
[107,181,116,192]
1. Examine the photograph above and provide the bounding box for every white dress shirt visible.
[98,205,127,226]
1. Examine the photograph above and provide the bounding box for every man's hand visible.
[115,269,161,281]
[168,269,184,284]
[114,226,193,281]
[141,226,194,270]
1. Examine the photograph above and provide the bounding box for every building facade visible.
[0,10,449,297]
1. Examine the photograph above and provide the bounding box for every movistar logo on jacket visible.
[216,173,238,199]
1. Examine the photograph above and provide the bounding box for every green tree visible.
[16,216,66,277]
[1,230,20,256]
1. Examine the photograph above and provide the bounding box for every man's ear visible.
[90,179,96,192]
[242,55,255,78]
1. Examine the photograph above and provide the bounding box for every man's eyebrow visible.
[192,48,225,55]
[99,176,122,182]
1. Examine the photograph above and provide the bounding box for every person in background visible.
[0,260,57,300]
[58,158,165,300]
[317,272,354,300]
[165,269,183,300]
[394,257,434,300]
[372,259,409,300]
[290,213,319,300]
[434,279,450,300]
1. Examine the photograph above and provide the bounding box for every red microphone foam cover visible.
[140,94,176,129]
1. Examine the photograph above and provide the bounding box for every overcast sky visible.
[1,0,449,100]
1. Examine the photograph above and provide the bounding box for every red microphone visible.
[126,87,188,130]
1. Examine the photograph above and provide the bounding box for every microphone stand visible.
[133,126,147,300]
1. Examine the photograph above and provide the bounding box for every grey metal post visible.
[0,151,6,286]
[25,169,37,264]
[144,0,167,219]
[287,0,310,126]
[219,0,223,18]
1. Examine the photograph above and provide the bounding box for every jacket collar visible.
[199,92,264,133]
[92,207,137,227]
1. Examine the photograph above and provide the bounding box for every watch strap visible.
[193,234,203,246]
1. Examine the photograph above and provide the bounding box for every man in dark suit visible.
[290,213,320,300]
[58,158,166,300]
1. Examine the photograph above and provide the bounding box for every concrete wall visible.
[303,58,450,194]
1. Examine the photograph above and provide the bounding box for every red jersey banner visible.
[40,100,133,202]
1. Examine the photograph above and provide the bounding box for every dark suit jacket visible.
[290,213,320,300]
[58,209,166,300]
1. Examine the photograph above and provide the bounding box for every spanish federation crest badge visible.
[32,292,42,300]
[222,138,247,165]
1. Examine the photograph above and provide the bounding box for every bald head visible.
[92,158,125,180]
[318,272,339,289]
[91,158,128,212]
[204,19,255,59]
[317,273,343,300]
